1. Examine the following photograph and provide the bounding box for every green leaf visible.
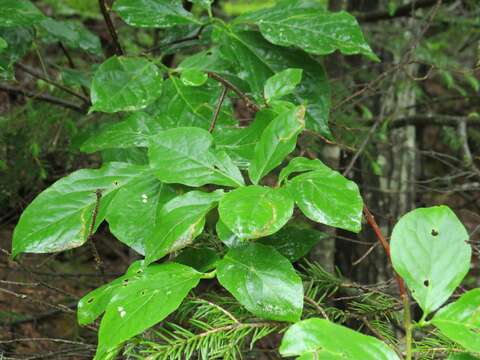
[238,6,378,61]
[249,105,305,184]
[432,289,480,353]
[217,243,303,322]
[280,318,400,359]
[286,165,363,233]
[151,76,236,130]
[144,190,223,265]
[258,225,327,262]
[81,112,162,153]
[390,206,471,315]
[91,262,201,359]
[217,30,331,137]
[113,0,201,28]
[0,0,45,27]
[447,354,480,360]
[175,247,219,272]
[278,157,329,185]
[214,108,275,168]
[105,172,176,254]
[91,56,163,113]
[218,185,293,239]
[0,27,34,80]
[39,18,101,54]
[216,219,243,248]
[264,68,302,103]
[0,37,7,52]
[180,68,208,87]
[188,0,213,11]
[12,163,149,258]
[148,127,244,187]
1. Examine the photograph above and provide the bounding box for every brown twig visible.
[98,0,124,56]
[87,189,106,280]
[58,41,90,98]
[0,84,86,113]
[209,85,228,133]
[207,72,260,112]
[16,63,90,104]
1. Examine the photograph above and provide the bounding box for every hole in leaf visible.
[423,279,430,287]
[87,298,94,304]
[140,289,147,296]
[136,269,143,274]
[431,229,439,236]
[113,180,119,186]
[122,279,129,286]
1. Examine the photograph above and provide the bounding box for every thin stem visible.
[87,189,106,281]
[0,84,86,113]
[403,294,413,360]
[16,63,90,104]
[98,0,124,56]
[207,71,260,112]
[58,41,90,98]
[209,85,227,133]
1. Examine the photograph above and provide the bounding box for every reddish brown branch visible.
[98,0,124,56]
[207,72,260,112]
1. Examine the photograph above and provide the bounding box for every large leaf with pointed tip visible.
[214,108,276,168]
[286,166,363,233]
[144,190,223,265]
[151,76,236,130]
[91,56,163,113]
[432,289,480,353]
[249,105,305,184]
[390,206,471,315]
[279,157,329,185]
[0,0,45,27]
[217,243,303,322]
[219,185,293,239]
[280,318,400,359]
[217,29,331,137]
[86,262,201,359]
[264,68,302,103]
[39,18,101,54]
[112,0,201,28]
[238,5,378,61]
[81,112,162,153]
[105,172,176,254]
[258,225,327,262]
[148,127,244,187]
[12,163,148,258]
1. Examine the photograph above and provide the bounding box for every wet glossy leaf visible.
[175,247,219,272]
[216,220,243,248]
[113,0,201,28]
[151,76,235,129]
[106,172,176,254]
[390,206,471,315]
[258,225,328,262]
[214,108,275,168]
[91,56,163,113]
[249,105,305,184]
[81,112,162,153]
[279,157,329,185]
[217,243,303,322]
[90,262,201,359]
[144,190,224,265]
[180,68,208,86]
[287,166,363,233]
[39,18,101,54]
[264,68,302,103]
[148,127,244,187]
[432,289,480,353]
[217,30,331,137]
[239,6,378,61]
[280,318,400,359]
[0,0,45,27]
[218,185,293,239]
[12,163,148,258]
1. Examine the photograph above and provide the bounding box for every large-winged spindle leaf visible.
[217,243,303,322]
[279,318,400,359]
[12,163,149,258]
[90,56,163,113]
[390,206,471,315]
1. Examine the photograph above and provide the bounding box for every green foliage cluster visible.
[1,0,478,359]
